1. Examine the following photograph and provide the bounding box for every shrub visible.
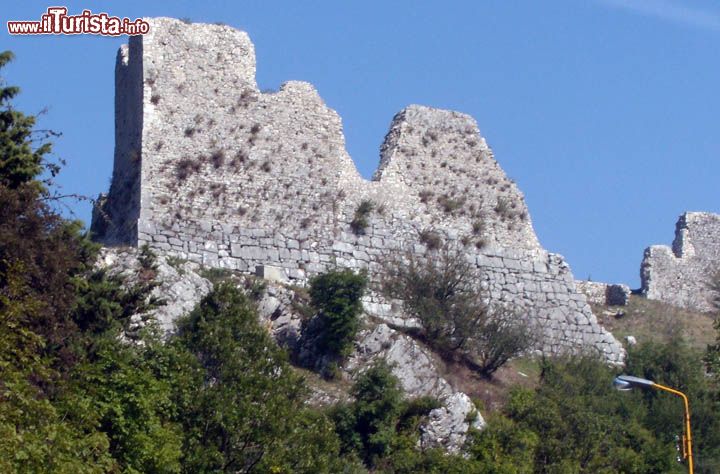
[470,305,536,377]
[418,190,433,204]
[437,194,465,214]
[350,199,374,235]
[166,256,186,274]
[210,150,225,168]
[494,196,517,221]
[175,157,201,181]
[199,267,234,284]
[382,246,534,377]
[418,229,442,250]
[472,219,485,235]
[232,149,247,166]
[306,269,368,361]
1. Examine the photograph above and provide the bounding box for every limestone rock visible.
[97,247,213,334]
[347,324,453,399]
[420,392,486,453]
[255,284,303,350]
[346,323,484,452]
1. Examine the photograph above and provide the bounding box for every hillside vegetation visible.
[593,295,716,349]
[3,50,720,473]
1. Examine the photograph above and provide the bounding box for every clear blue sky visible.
[2,0,718,288]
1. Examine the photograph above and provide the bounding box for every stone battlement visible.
[92,18,624,362]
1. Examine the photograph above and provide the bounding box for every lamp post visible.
[613,375,694,474]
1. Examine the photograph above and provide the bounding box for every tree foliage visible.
[175,282,312,472]
[331,360,443,469]
[305,268,368,361]
[705,271,720,377]
[0,51,51,190]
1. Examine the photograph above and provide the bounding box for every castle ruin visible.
[92,18,624,363]
[641,212,720,312]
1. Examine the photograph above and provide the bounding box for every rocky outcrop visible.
[93,18,624,364]
[346,323,485,452]
[96,247,212,334]
[100,246,484,452]
[641,212,720,312]
[421,392,485,453]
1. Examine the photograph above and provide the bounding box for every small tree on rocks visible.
[382,246,535,377]
[309,269,367,359]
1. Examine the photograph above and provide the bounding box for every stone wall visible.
[576,281,631,306]
[91,39,144,244]
[92,18,624,363]
[641,212,720,312]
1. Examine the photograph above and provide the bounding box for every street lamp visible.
[613,375,694,474]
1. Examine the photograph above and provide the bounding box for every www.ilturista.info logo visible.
[7,7,150,36]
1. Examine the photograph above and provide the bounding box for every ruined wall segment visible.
[91,39,144,244]
[641,212,720,312]
[374,106,540,253]
[93,18,624,363]
[576,281,631,306]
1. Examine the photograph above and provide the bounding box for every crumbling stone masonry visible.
[641,212,720,312]
[576,281,631,307]
[92,18,624,363]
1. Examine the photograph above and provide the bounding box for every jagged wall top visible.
[97,18,540,255]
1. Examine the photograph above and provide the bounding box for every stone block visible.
[255,265,287,283]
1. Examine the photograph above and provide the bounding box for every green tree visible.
[0,51,50,189]
[467,414,538,474]
[0,50,116,472]
[480,357,680,473]
[350,361,404,465]
[174,282,344,473]
[332,361,446,470]
[304,269,368,364]
[630,339,720,474]
[0,262,115,473]
[0,50,97,372]
[331,361,404,467]
[70,332,184,474]
[705,271,720,376]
